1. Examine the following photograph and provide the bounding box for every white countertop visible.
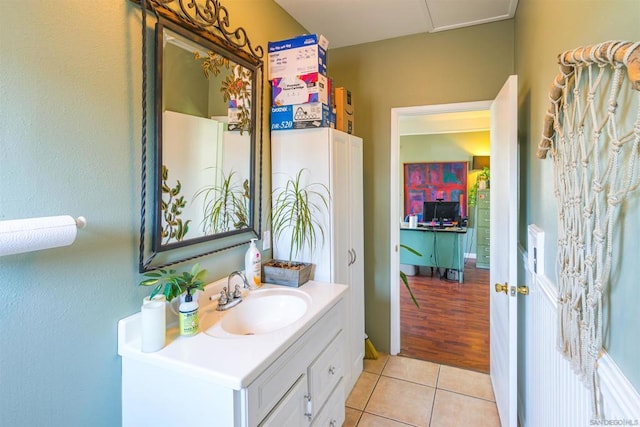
[118,280,348,390]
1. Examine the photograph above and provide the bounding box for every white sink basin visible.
[204,287,311,337]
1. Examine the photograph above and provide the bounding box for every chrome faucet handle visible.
[219,288,229,305]
[233,284,242,298]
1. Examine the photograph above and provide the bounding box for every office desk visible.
[400,225,467,283]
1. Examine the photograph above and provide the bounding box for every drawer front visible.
[308,331,345,414]
[477,190,490,208]
[311,379,345,427]
[477,227,490,245]
[477,245,490,262]
[248,299,345,425]
[259,374,308,427]
[476,210,490,228]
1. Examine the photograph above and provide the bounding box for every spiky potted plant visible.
[400,245,420,308]
[194,169,250,234]
[264,169,329,287]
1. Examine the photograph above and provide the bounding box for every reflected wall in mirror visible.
[134,0,264,272]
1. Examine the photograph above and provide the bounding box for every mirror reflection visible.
[157,23,255,250]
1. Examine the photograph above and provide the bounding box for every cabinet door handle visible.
[304,393,313,421]
[328,365,336,375]
[347,248,358,267]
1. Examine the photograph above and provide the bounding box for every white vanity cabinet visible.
[119,285,347,427]
[271,128,365,393]
[248,301,345,426]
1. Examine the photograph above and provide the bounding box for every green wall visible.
[329,21,515,355]
[514,0,640,391]
[0,1,304,425]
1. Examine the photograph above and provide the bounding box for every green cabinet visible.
[476,189,490,269]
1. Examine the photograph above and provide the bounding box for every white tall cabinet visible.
[271,128,364,393]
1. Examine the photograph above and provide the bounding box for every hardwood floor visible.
[400,261,490,373]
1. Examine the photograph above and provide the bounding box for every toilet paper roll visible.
[143,294,166,305]
[141,300,166,353]
[408,215,418,228]
[0,216,78,256]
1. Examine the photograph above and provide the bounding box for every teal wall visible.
[1,1,638,424]
[0,1,304,425]
[514,0,640,391]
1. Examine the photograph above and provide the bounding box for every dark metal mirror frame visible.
[133,0,264,272]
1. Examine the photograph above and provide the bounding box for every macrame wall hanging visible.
[538,41,640,416]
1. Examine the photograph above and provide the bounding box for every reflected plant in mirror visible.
[194,52,253,134]
[133,0,264,272]
[161,165,191,243]
[194,169,250,234]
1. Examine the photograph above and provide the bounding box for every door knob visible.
[495,283,509,294]
[517,285,529,295]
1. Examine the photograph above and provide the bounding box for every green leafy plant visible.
[220,65,252,134]
[139,263,208,302]
[400,244,421,308]
[161,165,191,244]
[194,52,252,134]
[194,170,250,234]
[468,166,490,207]
[271,169,330,265]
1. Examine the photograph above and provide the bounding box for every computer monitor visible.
[423,201,460,224]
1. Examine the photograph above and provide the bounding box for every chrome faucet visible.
[216,271,250,311]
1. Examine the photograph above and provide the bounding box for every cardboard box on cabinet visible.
[271,72,329,106]
[270,102,334,131]
[268,34,329,79]
[335,87,354,134]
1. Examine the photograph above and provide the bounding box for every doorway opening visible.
[389,101,492,370]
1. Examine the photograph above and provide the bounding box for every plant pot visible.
[263,260,313,287]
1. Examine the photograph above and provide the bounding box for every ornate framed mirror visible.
[133,0,264,272]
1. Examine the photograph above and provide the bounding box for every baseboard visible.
[599,352,640,417]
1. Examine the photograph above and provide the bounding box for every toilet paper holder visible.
[74,216,87,229]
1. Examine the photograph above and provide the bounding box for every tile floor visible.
[345,353,501,426]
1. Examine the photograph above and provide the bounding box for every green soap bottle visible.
[179,288,199,336]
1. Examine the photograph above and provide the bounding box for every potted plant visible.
[468,166,490,207]
[194,170,250,234]
[139,263,208,303]
[264,169,330,287]
[400,244,421,308]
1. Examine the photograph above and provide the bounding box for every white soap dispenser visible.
[245,238,262,289]
[178,287,199,337]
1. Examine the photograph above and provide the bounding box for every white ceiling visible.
[399,110,490,136]
[274,0,519,49]
[273,0,516,135]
